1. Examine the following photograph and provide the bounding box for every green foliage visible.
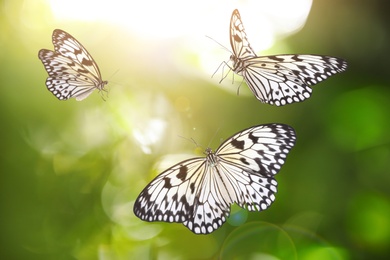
[1,0,390,259]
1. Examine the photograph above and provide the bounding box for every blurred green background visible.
[1,0,390,259]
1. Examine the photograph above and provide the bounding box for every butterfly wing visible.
[215,124,296,210]
[241,54,347,106]
[38,49,101,100]
[51,29,104,85]
[227,9,348,106]
[134,154,248,234]
[133,157,228,234]
[38,29,107,101]
[134,124,296,234]
[229,9,257,63]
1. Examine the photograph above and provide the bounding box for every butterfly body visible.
[225,9,347,106]
[39,29,107,101]
[134,124,296,234]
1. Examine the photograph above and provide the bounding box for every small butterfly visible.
[133,124,296,234]
[38,29,108,101]
[218,9,347,106]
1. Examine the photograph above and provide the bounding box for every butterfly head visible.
[204,148,220,168]
[97,80,109,101]
[98,80,108,90]
[229,54,237,63]
[229,54,244,75]
[204,147,213,155]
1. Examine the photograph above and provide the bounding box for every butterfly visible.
[219,9,347,106]
[133,123,296,234]
[38,29,108,101]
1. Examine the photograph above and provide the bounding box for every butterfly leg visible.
[212,61,234,84]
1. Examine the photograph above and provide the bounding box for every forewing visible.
[242,54,348,106]
[215,123,296,209]
[230,9,257,60]
[216,124,296,177]
[52,29,103,83]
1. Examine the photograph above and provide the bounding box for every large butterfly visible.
[38,29,108,101]
[221,9,347,106]
[133,124,296,234]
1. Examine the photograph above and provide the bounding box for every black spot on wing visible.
[190,182,195,194]
[248,132,259,143]
[176,165,188,181]
[233,34,243,43]
[74,48,83,55]
[163,177,172,188]
[240,157,250,165]
[82,58,94,66]
[231,138,245,149]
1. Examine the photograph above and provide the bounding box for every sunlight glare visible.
[47,0,312,40]
[49,0,108,21]
[133,118,167,154]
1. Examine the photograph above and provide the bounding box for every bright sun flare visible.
[48,0,312,42]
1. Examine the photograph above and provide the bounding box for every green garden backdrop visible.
[1,0,389,259]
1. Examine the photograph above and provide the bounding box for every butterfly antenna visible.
[207,125,225,149]
[104,69,123,86]
[108,69,120,81]
[178,135,202,149]
[205,35,231,53]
